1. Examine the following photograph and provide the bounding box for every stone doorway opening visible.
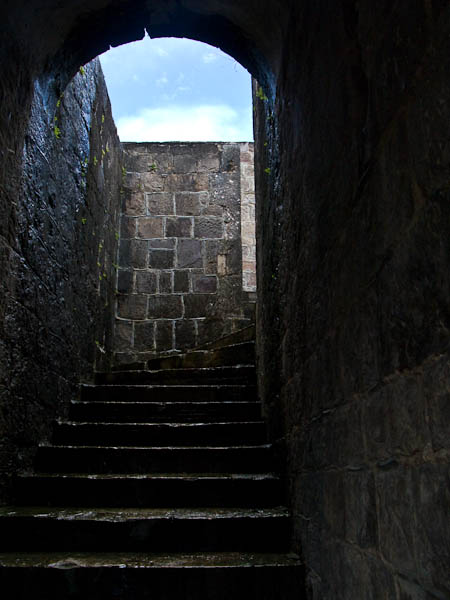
[92,36,258,363]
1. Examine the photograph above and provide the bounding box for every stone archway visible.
[2,2,450,598]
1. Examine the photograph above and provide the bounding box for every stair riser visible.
[0,517,290,552]
[146,342,255,371]
[0,565,303,600]
[35,446,275,474]
[80,386,257,403]
[52,423,266,447]
[15,478,283,508]
[94,367,256,386]
[69,402,262,423]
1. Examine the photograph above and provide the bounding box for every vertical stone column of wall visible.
[240,143,256,292]
[114,142,256,364]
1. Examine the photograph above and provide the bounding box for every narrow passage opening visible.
[97,36,257,363]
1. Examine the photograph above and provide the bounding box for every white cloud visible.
[116,104,251,142]
[156,74,168,87]
[203,52,218,64]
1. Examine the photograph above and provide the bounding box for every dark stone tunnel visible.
[0,1,449,598]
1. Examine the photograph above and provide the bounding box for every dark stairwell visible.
[0,332,303,599]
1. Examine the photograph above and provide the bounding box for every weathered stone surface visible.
[114,321,133,352]
[135,271,157,294]
[174,271,190,293]
[166,217,193,238]
[117,271,133,294]
[193,274,218,294]
[177,239,203,269]
[175,192,208,216]
[184,295,214,319]
[194,217,224,239]
[159,272,173,294]
[175,319,197,349]
[147,192,174,215]
[148,249,174,269]
[113,142,256,362]
[155,320,173,352]
[119,240,148,269]
[0,57,121,501]
[137,217,164,239]
[133,321,154,351]
[117,295,147,320]
[148,296,183,320]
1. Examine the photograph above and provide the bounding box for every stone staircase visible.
[0,337,302,599]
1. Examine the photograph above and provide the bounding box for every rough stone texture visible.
[1,1,450,598]
[0,59,121,502]
[114,143,256,361]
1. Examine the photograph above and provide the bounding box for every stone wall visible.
[254,3,450,599]
[114,142,255,363]
[240,143,256,292]
[0,59,121,502]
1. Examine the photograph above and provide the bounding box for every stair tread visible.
[57,421,264,426]
[20,472,279,480]
[40,444,272,450]
[0,551,301,569]
[0,506,289,520]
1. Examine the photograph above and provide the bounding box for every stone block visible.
[134,321,154,351]
[148,249,174,269]
[175,192,209,216]
[175,319,197,349]
[192,274,217,294]
[164,173,209,192]
[120,216,136,238]
[141,172,165,192]
[123,190,146,216]
[159,271,172,294]
[149,238,175,249]
[137,217,164,239]
[174,271,190,293]
[119,239,148,269]
[117,270,133,294]
[155,320,173,352]
[177,239,203,268]
[114,320,133,352]
[194,217,223,239]
[197,155,220,172]
[146,192,174,215]
[173,153,197,173]
[148,295,183,319]
[135,271,157,294]
[220,144,240,172]
[117,295,147,320]
[166,216,193,238]
[184,294,214,318]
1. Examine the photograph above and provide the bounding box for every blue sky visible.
[99,34,253,142]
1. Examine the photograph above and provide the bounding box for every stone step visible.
[15,473,283,508]
[145,341,255,371]
[52,421,267,447]
[0,507,290,552]
[194,324,256,351]
[94,365,256,386]
[35,444,275,474]
[80,384,258,403]
[0,552,303,600]
[68,400,262,423]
